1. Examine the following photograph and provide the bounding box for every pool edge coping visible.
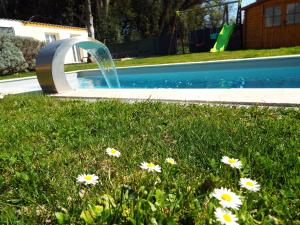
[51,88,300,107]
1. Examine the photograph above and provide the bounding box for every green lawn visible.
[0,95,299,224]
[1,46,300,81]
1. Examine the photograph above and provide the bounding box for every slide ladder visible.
[210,24,235,53]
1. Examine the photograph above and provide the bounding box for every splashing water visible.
[76,41,120,88]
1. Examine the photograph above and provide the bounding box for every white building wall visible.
[0,19,88,64]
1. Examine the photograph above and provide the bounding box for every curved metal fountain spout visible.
[36,37,120,93]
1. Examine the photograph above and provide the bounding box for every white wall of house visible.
[0,19,88,64]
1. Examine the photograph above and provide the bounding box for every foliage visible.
[13,36,45,71]
[0,34,27,75]
[0,34,43,75]
[111,0,214,41]
[204,0,229,28]
[177,0,227,33]
[0,95,299,224]
[0,0,227,43]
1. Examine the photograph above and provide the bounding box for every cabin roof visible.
[242,0,271,10]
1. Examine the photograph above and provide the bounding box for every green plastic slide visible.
[210,24,235,53]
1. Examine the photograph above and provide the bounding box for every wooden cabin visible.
[243,0,300,49]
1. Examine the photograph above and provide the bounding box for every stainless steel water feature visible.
[36,37,120,93]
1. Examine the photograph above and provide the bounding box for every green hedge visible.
[0,34,44,75]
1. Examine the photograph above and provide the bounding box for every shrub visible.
[0,34,27,75]
[0,34,44,75]
[13,36,44,71]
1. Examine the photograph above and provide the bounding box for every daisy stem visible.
[163,166,171,189]
[238,168,244,178]
[108,167,114,188]
[108,167,111,181]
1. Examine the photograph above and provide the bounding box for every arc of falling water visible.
[36,37,120,93]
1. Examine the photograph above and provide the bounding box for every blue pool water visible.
[76,56,300,89]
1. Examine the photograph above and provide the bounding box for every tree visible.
[85,0,95,38]
[0,0,221,44]
[118,0,207,38]
[0,0,9,18]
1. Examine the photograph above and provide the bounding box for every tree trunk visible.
[0,0,8,17]
[168,15,178,54]
[158,0,170,36]
[85,0,95,38]
[96,0,102,20]
[105,0,110,17]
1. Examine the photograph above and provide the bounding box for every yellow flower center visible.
[111,149,117,154]
[167,159,175,164]
[84,175,93,181]
[228,158,237,164]
[223,214,232,222]
[221,193,232,202]
[147,163,155,168]
[246,181,254,186]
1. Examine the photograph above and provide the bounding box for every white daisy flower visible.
[221,156,242,169]
[140,162,161,172]
[165,157,177,165]
[212,188,242,210]
[240,178,260,192]
[0,94,4,99]
[76,174,99,185]
[106,148,121,157]
[215,207,239,225]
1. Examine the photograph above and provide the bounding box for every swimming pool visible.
[2,55,297,105]
[74,56,300,89]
